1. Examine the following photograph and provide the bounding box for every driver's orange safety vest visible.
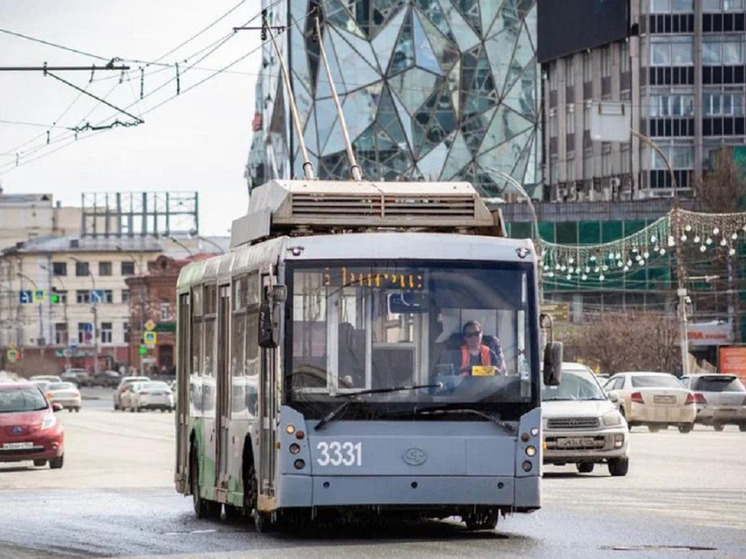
[460,345,492,368]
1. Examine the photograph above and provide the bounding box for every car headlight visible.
[41,413,57,430]
[602,412,623,427]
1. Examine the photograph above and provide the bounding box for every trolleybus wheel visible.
[464,508,498,531]
[191,445,220,519]
[245,461,274,532]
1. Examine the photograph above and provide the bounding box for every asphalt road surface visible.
[1,397,745,559]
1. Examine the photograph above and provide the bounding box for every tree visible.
[564,311,680,374]
[692,148,746,212]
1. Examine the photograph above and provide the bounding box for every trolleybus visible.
[174,178,561,531]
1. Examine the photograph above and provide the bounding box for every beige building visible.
[0,191,81,251]
[0,236,163,372]
[0,232,229,373]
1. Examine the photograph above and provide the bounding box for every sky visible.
[0,0,262,236]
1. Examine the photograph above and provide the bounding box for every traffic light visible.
[50,287,60,304]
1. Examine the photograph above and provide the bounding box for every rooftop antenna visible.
[313,15,363,182]
[264,15,315,180]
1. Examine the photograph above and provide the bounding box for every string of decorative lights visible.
[537,208,746,283]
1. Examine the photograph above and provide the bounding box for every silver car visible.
[543,363,630,476]
[680,374,746,431]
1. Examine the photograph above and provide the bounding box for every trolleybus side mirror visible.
[258,284,286,349]
[539,312,562,386]
[543,341,563,386]
[270,285,287,303]
[258,299,277,348]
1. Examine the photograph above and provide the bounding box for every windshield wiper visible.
[401,407,516,434]
[313,383,443,431]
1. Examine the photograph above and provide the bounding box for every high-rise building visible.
[540,0,746,202]
[247,1,541,197]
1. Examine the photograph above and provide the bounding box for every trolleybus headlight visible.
[289,443,301,455]
[294,459,305,470]
[525,445,537,457]
[530,427,539,436]
[295,430,305,440]
[286,425,296,435]
[522,460,533,472]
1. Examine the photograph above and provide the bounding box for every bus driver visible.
[452,320,506,376]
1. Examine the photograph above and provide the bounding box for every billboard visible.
[537,0,629,63]
[719,346,746,384]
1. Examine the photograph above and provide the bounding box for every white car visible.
[680,374,746,431]
[543,363,630,476]
[127,381,174,412]
[44,382,82,412]
[604,372,696,433]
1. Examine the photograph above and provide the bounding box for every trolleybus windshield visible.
[287,261,537,419]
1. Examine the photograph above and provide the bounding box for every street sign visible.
[32,290,45,303]
[91,289,105,304]
[541,302,570,322]
[143,331,157,348]
[69,341,78,350]
[145,320,156,331]
[19,290,33,304]
[83,322,94,342]
[6,349,19,363]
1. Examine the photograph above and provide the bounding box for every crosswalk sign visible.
[32,290,45,303]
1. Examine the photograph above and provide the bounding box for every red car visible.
[0,382,65,469]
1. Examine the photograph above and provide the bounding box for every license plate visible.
[3,442,33,450]
[654,395,676,404]
[557,437,594,448]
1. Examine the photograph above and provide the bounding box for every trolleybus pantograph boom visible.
[174,178,562,531]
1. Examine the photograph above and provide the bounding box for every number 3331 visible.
[316,441,362,466]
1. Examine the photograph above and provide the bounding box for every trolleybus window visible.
[287,262,535,419]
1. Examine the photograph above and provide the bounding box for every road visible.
[1,391,745,559]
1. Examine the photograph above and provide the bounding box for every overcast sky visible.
[0,0,262,236]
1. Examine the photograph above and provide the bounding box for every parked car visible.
[543,362,630,476]
[92,370,121,387]
[124,381,175,412]
[44,382,82,412]
[0,381,65,469]
[113,376,151,410]
[680,374,746,431]
[604,372,696,433]
[61,368,91,387]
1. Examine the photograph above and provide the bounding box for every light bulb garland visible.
[538,208,746,283]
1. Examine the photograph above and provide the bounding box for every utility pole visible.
[40,264,70,371]
[631,130,689,376]
[70,257,100,376]
[16,272,44,348]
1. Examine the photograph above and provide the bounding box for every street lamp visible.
[40,264,70,370]
[116,245,147,375]
[69,256,100,376]
[592,106,690,376]
[488,168,539,241]
[196,236,226,255]
[169,236,194,257]
[630,129,689,376]
[16,272,44,348]
[486,168,543,303]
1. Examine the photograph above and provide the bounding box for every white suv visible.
[542,363,630,476]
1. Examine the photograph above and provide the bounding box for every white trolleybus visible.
[174,179,562,531]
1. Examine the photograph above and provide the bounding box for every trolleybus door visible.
[258,273,277,501]
[216,284,231,494]
[175,292,190,490]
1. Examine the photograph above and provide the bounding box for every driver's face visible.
[463,327,481,349]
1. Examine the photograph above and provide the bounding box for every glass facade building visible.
[247,0,541,197]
